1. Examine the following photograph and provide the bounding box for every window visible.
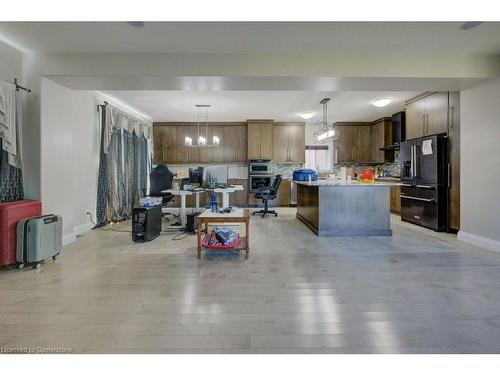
[305,145,331,172]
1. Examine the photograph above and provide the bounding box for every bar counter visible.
[296,181,396,236]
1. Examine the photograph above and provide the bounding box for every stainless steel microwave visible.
[248,159,272,175]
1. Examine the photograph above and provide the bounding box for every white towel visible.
[0,81,22,169]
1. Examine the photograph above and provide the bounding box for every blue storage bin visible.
[292,169,318,181]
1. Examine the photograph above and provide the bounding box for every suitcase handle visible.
[42,215,59,224]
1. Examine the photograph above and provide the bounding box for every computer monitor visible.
[204,165,228,185]
[189,167,204,185]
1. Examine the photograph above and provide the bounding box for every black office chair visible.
[149,165,176,220]
[252,175,282,218]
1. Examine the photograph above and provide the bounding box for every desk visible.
[163,189,192,226]
[196,208,250,259]
[213,185,244,209]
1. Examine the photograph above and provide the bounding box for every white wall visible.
[40,78,100,244]
[0,41,22,81]
[459,77,500,252]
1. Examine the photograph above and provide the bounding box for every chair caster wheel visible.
[33,263,41,270]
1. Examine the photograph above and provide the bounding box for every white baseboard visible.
[74,222,93,236]
[62,232,76,246]
[458,231,500,253]
[62,222,94,246]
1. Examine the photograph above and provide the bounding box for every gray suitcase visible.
[16,214,63,268]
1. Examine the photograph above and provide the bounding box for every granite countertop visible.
[296,180,400,187]
[376,176,401,181]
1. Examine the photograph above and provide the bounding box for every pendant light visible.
[185,104,220,147]
[315,98,337,143]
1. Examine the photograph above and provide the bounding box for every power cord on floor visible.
[87,211,193,239]
[171,230,192,241]
[86,211,132,233]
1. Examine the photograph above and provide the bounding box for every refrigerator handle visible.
[448,162,451,188]
[401,195,435,203]
[414,145,419,178]
[412,145,417,178]
[410,146,414,178]
[409,145,413,178]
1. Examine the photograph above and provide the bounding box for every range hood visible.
[380,111,406,151]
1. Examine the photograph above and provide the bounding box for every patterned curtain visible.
[0,139,24,202]
[95,106,151,226]
[95,107,109,227]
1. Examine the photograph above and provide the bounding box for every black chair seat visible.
[252,175,282,218]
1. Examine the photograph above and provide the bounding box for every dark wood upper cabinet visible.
[247,120,273,159]
[287,124,306,163]
[405,98,426,140]
[273,123,305,163]
[333,119,391,164]
[152,126,164,164]
[406,92,449,140]
[153,123,247,164]
[273,125,289,162]
[353,125,372,163]
[370,120,386,163]
[448,92,460,131]
[335,125,355,163]
[425,92,449,136]
[163,125,177,164]
[224,124,247,162]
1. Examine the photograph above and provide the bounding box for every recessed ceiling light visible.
[127,21,145,28]
[371,98,392,108]
[298,112,315,120]
[459,22,484,31]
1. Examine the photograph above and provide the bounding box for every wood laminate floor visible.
[1,208,500,354]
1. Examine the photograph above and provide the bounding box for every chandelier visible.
[185,104,220,147]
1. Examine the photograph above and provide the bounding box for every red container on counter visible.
[359,168,375,184]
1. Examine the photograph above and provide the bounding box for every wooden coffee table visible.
[196,208,250,259]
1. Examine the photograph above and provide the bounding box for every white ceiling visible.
[102,90,420,123]
[1,22,500,54]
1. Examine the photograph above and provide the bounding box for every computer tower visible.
[186,210,202,234]
[132,205,162,242]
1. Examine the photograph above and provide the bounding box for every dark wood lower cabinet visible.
[269,179,291,207]
[296,184,319,230]
[248,178,291,207]
[228,179,248,208]
[390,185,401,214]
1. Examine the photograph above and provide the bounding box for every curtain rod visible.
[96,101,108,112]
[97,100,151,126]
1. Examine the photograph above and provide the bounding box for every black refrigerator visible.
[400,134,448,231]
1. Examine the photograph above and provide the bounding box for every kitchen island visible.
[296,180,396,236]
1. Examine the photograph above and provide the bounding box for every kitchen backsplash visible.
[272,163,304,179]
[331,149,401,177]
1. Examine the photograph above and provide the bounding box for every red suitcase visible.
[0,200,42,267]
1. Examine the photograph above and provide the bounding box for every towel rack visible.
[13,78,31,93]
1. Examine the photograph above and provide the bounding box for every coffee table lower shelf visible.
[198,237,248,259]
[196,208,250,260]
